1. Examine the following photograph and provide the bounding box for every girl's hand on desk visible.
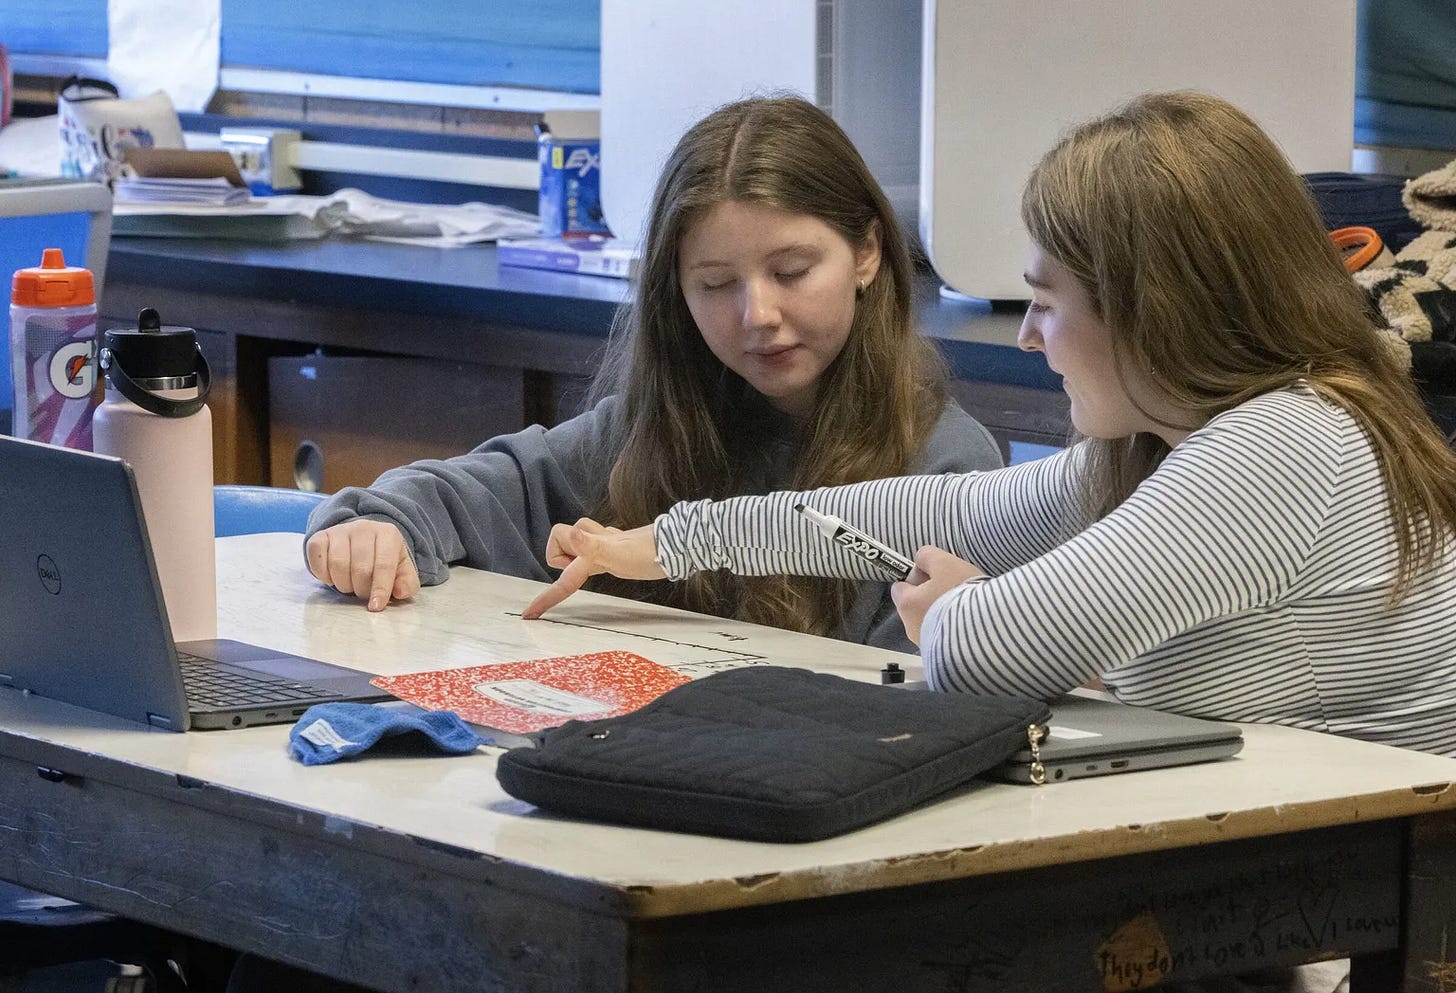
[305,520,421,612]
[890,546,984,645]
[523,519,666,619]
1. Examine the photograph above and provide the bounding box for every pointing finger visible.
[522,554,595,620]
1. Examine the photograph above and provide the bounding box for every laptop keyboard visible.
[177,653,339,709]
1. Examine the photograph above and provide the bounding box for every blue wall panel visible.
[0,2,107,57]
[2,1,598,93]
[219,0,600,93]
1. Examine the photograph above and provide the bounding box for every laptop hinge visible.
[147,712,176,730]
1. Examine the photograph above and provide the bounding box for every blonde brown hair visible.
[1021,90,1456,598]
[590,95,949,635]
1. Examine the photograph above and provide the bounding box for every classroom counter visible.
[102,237,1068,488]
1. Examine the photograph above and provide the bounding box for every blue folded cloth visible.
[289,702,484,765]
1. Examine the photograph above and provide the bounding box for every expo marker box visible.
[537,123,611,239]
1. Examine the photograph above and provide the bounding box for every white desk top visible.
[4,532,1455,919]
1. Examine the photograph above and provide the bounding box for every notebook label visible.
[472,679,608,717]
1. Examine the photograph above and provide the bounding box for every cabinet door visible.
[269,354,524,493]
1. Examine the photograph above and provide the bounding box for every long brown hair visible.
[1021,90,1456,599]
[590,95,949,635]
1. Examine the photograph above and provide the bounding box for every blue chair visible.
[214,484,326,537]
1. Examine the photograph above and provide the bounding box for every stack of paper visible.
[114,176,251,206]
[111,187,539,247]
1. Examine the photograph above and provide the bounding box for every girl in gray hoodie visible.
[303,96,1001,653]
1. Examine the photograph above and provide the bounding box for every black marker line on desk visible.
[793,503,915,582]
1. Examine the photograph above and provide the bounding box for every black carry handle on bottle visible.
[98,308,212,417]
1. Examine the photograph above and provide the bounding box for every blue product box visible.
[538,134,611,238]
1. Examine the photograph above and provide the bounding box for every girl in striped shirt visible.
[525,91,1456,756]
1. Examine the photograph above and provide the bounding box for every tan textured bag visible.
[57,76,184,185]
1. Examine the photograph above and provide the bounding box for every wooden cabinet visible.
[101,240,1066,487]
[268,354,525,493]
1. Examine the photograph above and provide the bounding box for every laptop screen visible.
[0,435,190,728]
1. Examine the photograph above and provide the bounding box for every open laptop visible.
[0,435,393,731]
[897,682,1243,783]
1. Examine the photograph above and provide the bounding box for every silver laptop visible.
[988,691,1244,783]
[896,682,1243,783]
[0,435,393,731]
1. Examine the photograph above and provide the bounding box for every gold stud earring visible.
[856,278,867,297]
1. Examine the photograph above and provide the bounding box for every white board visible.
[599,0,817,247]
[920,0,1357,301]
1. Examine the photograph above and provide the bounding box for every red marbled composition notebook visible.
[371,651,690,737]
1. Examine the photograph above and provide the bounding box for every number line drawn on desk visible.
[672,657,772,677]
[502,611,769,675]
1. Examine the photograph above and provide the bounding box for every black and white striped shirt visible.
[655,387,1456,756]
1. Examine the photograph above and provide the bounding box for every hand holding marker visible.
[793,503,915,581]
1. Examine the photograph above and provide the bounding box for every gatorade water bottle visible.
[93,308,217,641]
[9,248,99,449]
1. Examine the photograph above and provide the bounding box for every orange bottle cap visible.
[11,248,96,308]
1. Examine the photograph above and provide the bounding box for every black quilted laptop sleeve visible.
[495,666,1051,842]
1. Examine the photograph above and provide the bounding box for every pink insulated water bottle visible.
[93,308,217,642]
[9,248,99,449]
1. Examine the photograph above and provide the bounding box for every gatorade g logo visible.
[37,554,62,595]
[49,340,95,399]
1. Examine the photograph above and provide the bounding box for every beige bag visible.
[57,76,184,184]
[1404,157,1456,233]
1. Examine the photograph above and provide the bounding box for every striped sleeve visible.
[653,446,1086,584]
[919,392,1340,697]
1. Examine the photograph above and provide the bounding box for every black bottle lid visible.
[103,308,200,382]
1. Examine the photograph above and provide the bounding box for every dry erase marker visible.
[793,503,915,581]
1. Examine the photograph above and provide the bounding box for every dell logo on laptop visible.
[36,555,61,595]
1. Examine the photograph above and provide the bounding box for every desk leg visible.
[1392,809,1456,993]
